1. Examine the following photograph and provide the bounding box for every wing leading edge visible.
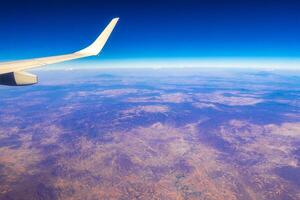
[0,18,119,77]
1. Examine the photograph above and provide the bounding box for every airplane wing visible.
[0,18,119,86]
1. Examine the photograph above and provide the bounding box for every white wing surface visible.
[0,18,119,86]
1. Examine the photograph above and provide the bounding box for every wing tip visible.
[112,17,120,22]
[77,17,119,56]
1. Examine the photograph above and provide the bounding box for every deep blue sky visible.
[0,0,300,61]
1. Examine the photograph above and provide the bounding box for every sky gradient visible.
[0,0,300,64]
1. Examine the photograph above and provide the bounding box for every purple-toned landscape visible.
[0,68,300,200]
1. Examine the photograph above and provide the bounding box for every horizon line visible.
[32,57,300,71]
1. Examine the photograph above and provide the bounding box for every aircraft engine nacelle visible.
[0,71,38,86]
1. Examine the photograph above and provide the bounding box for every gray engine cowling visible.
[0,71,38,86]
